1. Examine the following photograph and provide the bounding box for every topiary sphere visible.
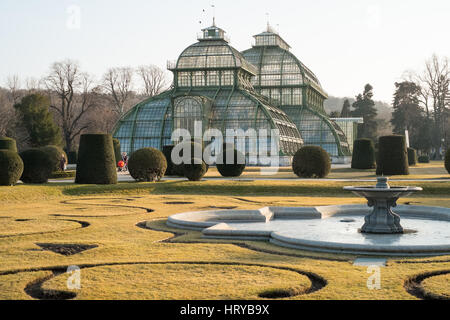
[351,139,376,169]
[172,141,205,177]
[128,147,167,182]
[0,136,17,152]
[183,159,207,181]
[216,146,246,177]
[445,149,450,174]
[39,145,67,172]
[19,149,54,184]
[0,150,24,186]
[292,146,331,178]
[407,148,418,166]
[376,135,409,176]
[75,134,117,185]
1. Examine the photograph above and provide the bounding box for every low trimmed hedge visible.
[418,155,430,163]
[49,170,76,179]
[351,139,376,169]
[0,136,17,152]
[19,148,54,184]
[128,148,167,182]
[376,135,409,176]
[292,146,331,178]
[0,150,24,185]
[75,134,117,185]
[407,147,418,166]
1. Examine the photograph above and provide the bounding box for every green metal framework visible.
[113,25,303,158]
[242,28,351,157]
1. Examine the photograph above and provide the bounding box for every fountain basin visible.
[166,205,450,256]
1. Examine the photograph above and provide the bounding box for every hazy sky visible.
[0,0,449,103]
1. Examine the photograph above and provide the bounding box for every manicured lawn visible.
[0,165,449,300]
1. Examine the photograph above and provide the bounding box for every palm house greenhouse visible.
[113,24,360,164]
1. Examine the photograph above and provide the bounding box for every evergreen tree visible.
[391,81,430,152]
[340,99,351,117]
[351,84,378,141]
[14,94,62,147]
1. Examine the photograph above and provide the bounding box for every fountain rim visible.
[343,186,423,192]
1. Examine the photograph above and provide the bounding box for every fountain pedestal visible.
[344,177,422,234]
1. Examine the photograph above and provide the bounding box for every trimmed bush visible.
[172,141,205,177]
[407,148,418,166]
[113,138,122,164]
[376,135,409,176]
[292,146,331,178]
[418,155,430,164]
[49,170,76,179]
[445,149,450,174]
[0,136,17,152]
[351,139,376,169]
[128,148,167,182]
[162,145,176,176]
[39,145,67,172]
[75,134,117,184]
[0,150,24,185]
[183,159,207,181]
[19,149,54,184]
[67,151,78,165]
[216,146,246,177]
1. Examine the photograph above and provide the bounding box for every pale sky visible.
[0,0,449,103]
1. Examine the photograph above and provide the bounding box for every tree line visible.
[0,60,169,152]
[333,54,449,159]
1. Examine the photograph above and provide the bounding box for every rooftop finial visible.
[212,3,216,27]
[266,12,270,31]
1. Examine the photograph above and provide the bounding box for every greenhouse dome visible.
[113,24,304,165]
[242,27,352,160]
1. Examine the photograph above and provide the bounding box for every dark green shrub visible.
[376,135,409,176]
[407,148,418,166]
[39,145,67,172]
[67,151,78,164]
[0,150,24,185]
[113,138,122,164]
[351,139,376,169]
[162,145,176,176]
[75,134,117,185]
[172,141,205,177]
[183,159,207,181]
[418,155,430,163]
[0,136,17,152]
[128,148,167,182]
[216,146,246,177]
[292,146,331,178]
[445,149,450,174]
[19,149,54,184]
[49,170,76,179]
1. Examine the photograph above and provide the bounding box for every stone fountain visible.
[166,177,450,256]
[344,177,422,234]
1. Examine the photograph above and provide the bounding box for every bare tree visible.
[102,67,134,115]
[44,60,99,151]
[6,75,21,105]
[136,65,168,98]
[419,55,449,154]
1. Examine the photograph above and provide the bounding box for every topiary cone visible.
[376,135,409,176]
[75,134,117,184]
